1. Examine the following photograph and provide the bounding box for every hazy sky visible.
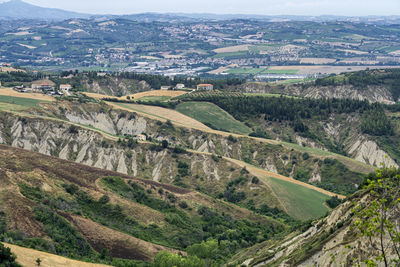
[2,0,400,16]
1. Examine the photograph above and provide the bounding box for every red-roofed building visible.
[196,84,214,91]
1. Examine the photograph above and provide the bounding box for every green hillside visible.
[176,101,251,134]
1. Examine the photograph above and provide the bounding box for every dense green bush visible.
[0,243,20,267]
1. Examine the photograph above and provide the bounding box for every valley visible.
[0,3,399,263]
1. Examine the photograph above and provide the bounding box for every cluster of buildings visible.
[14,79,73,96]
[159,83,214,91]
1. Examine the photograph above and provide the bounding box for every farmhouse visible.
[197,84,214,91]
[160,86,171,90]
[175,83,185,89]
[31,79,55,92]
[134,134,147,141]
[60,84,72,96]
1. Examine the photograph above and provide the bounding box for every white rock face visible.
[0,115,241,184]
[240,83,395,104]
[264,157,278,174]
[295,135,326,150]
[151,150,167,181]
[308,168,321,183]
[66,113,116,135]
[302,85,395,104]
[349,138,398,168]
[65,109,147,137]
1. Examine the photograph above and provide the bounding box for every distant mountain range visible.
[0,0,399,23]
[0,0,92,20]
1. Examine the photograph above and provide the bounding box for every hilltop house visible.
[31,79,55,92]
[175,83,185,89]
[197,84,214,91]
[60,84,72,96]
[160,86,171,90]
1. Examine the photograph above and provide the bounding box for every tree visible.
[154,251,204,267]
[0,243,21,267]
[162,140,169,149]
[353,167,400,266]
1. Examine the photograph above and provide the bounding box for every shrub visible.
[162,140,169,149]
[68,125,79,134]
[227,135,237,143]
[0,243,20,266]
[326,196,342,209]
[178,201,188,209]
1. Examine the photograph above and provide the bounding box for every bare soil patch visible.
[60,213,177,261]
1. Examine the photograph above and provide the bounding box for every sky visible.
[1,0,400,16]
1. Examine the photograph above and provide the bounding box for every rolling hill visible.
[0,144,290,265]
[0,0,91,20]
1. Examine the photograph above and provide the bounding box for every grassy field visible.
[0,103,29,112]
[0,95,48,107]
[137,96,171,102]
[264,177,330,220]
[176,102,251,135]
[227,68,265,75]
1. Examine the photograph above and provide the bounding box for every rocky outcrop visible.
[238,82,395,104]
[0,115,233,185]
[348,137,398,168]
[81,77,151,96]
[243,192,399,267]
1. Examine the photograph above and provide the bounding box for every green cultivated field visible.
[264,177,330,220]
[138,96,172,102]
[227,68,265,75]
[176,101,251,134]
[0,95,46,107]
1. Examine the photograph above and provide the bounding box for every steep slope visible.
[236,69,400,104]
[0,144,287,265]
[239,82,395,104]
[0,108,340,220]
[231,188,399,266]
[21,100,374,195]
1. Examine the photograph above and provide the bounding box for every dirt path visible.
[109,102,213,132]
[7,107,346,200]
[108,101,373,174]
[2,243,110,267]
[84,90,187,101]
[0,88,55,101]
[188,149,345,199]
[225,157,346,199]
